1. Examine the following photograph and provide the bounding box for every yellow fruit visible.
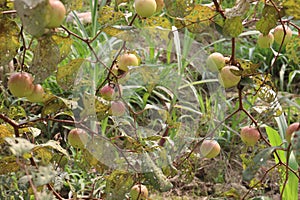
[118,53,139,72]
[257,32,274,48]
[135,0,157,18]
[218,65,241,88]
[46,0,66,28]
[240,126,260,146]
[130,184,149,200]
[8,72,34,98]
[67,128,90,149]
[273,25,293,46]
[200,139,221,158]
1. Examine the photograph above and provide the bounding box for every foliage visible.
[0,0,299,199]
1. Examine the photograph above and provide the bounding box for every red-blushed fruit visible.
[135,0,157,18]
[273,25,293,46]
[26,84,45,103]
[99,84,115,100]
[118,53,139,72]
[130,184,149,200]
[240,126,260,146]
[206,52,226,72]
[8,72,34,98]
[155,0,164,12]
[199,139,221,158]
[109,100,126,116]
[218,65,241,88]
[46,0,66,28]
[67,128,90,149]
[257,32,274,48]
[286,122,300,143]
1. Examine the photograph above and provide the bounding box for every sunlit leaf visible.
[164,0,195,17]
[8,105,27,120]
[31,35,60,83]
[256,5,278,35]
[242,147,276,181]
[0,156,20,174]
[80,93,110,120]
[183,5,216,33]
[145,16,172,29]
[37,140,70,159]
[98,6,124,26]
[0,124,14,144]
[236,59,260,77]
[286,37,300,64]
[42,97,71,116]
[0,16,19,66]
[105,170,134,200]
[32,165,56,186]
[56,58,85,90]
[32,146,53,165]
[223,16,243,38]
[283,0,300,19]
[52,35,73,61]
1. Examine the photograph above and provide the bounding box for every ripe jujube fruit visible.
[130,184,149,200]
[286,122,300,143]
[26,84,45,103]
[67,128,90,149]
[273,25,293,46]
[199,139,221,158]
[109,100,126,116]
[218,65,241,88]
[257,32,274,48]
[240,126,260,146]
[134,0,157,18]
[8,72,34,98]
[118,53,139,72]
[46,0,66,28]
[206,52,225,72]
[99,84,115,100]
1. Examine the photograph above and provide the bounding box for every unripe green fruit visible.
[286,122,300,143]
[218,65,241,88]
[257,32,274,48]
[206,52,225,72]
[8,72,34,98]
[109,100,126,116]
[130,184,148,200]
[273,25,293,46]
[118,53,139,72]
[99,84,115,100]
[200,139,221,158]
[67,128,90,149]
[135,0,157,18]
[26,84,45,103]
[240,126,260,146]
[46,0,66,28]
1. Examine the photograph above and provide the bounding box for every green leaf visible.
[98,6,124,26]
[164,0,195,17]
[242,147,276,181]
[256,5,278,35]
[37,140,70,159]
[31,35,60,83]
[223,16,243,38]
[283,0,300,19]
[0,156,20,174]
[286,37,300,64]
[0,16,19,66]
[56,58,85,90]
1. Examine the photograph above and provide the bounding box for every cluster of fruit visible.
[257,25,293,48]
[99,53,141,116]
[134,0,164,18]
[206,52,241,88]
[7,72,45,103]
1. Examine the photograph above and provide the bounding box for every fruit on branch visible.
[286,122,300,143]
[130,184,149,200]
[67,128,90,149]
[134,0,157,18]
[8,72,34,98]
[199,139,221,158]
[118,53,139,72]
[206,52,225,72]
[218,65,241,88]
[109,100,126,116]
[257,32,274,48]
[99,84,115,100]
[155,0,164,12]
[240,126,260,146]
[26,84,45,103]
[46,0,66,28]
[273,25,293,46]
